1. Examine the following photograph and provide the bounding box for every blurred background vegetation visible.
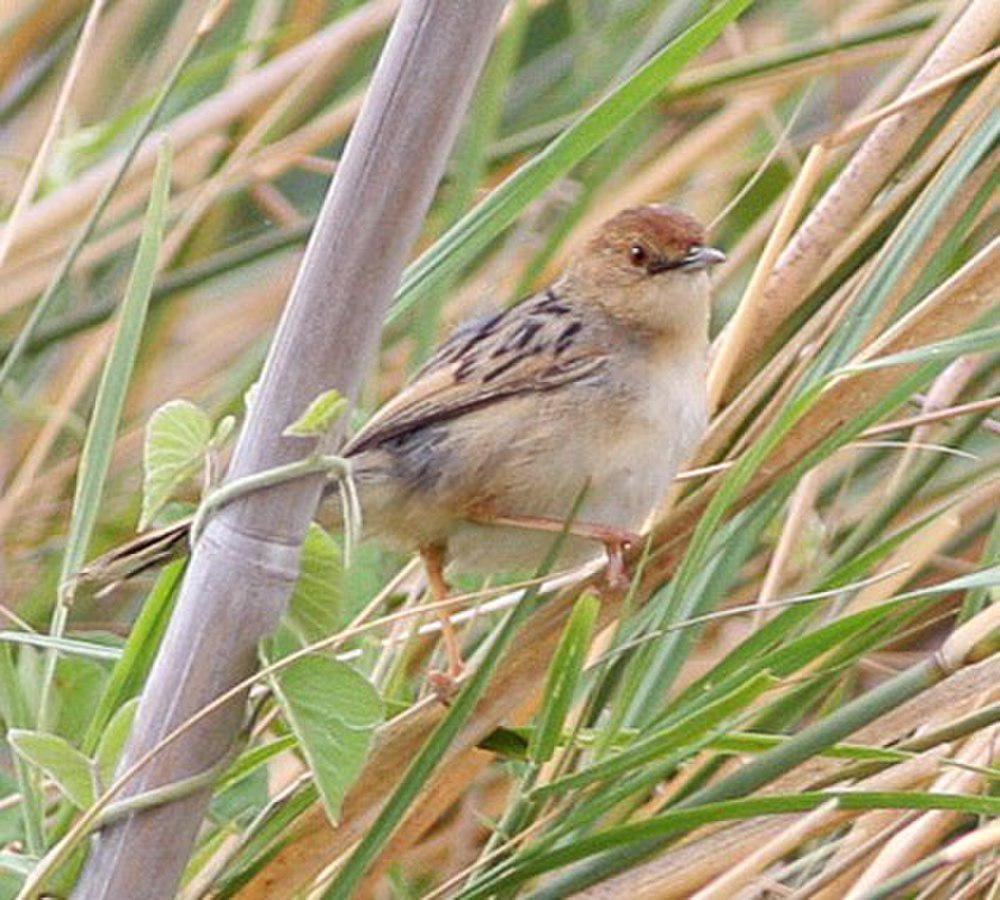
[0,0,997,897]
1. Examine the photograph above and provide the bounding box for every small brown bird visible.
[83,205,723,683]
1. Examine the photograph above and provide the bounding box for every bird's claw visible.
[427,665,465,704]
[605,555,631,593]
[603,531,640,594]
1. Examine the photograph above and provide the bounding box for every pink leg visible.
[465,510,640,591]
[420,544,465,700]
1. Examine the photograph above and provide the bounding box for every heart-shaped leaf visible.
[95,698,139,789]
[8,730,95,809]
[285,523,343,644]
[140,399,211,529]
[264,639,383,824]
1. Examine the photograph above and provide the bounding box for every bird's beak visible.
[680,245,726,270]
[647,246,727,274]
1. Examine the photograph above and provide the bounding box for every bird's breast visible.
[584,354,706,528]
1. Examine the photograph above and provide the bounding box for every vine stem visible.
[95,747,239,830]
[189,454,352,544]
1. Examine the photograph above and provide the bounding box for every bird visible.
[80,204,723,687]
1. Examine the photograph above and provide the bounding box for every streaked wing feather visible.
[344,290,605,455]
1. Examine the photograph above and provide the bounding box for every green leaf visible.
[839,322,1000,374]
[283,389,349,438]
[140,399,212,530]
[58,140,173,579]
[264,645,383,824]
[284,524,343,644]
[244,380,260,413]
[530,593,599,764]
[83,561,184,754]
[210,414,236,448]
[52,657,107,742]
[95,699,139,789]
[8,731,95,810]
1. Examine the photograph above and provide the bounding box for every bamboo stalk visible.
[66,2,506,898]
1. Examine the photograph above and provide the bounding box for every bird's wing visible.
[344,290,607,455]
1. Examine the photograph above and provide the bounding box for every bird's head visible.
[560,204,724,340]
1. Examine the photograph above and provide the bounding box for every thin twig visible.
[861,396,999,438]
[824,46,1000,148]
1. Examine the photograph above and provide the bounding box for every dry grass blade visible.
[0,0,109,268]
[715,0,1000,402]
[0,0,398,271]
[707,144,829,409]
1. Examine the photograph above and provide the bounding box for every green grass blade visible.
[465,790,998,896]
[961,513,999,621]
[0,647,46,855]
[0,14,209,391]
[808,109,999,382]
[412,0,531,360]
[0,633,122,662]
[530,593,600,765]
[388,0,754,324]
[623,381,826,726]
[669,6,933,101]
[532,657,940,895]
[37,142,172,733]
[840,321,1000,373]
[532,670,776,799]
[82,561,185,754]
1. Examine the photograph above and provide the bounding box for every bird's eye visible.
[628,245,648,266]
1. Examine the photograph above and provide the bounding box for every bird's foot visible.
[464,508,642,593]
[419,543,467,704]
[427,613,467,703]
[427,660,466,704]
[601,530,641,595]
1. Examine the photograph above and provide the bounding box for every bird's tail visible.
[76,468,364,589]
[76,517,193,590]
